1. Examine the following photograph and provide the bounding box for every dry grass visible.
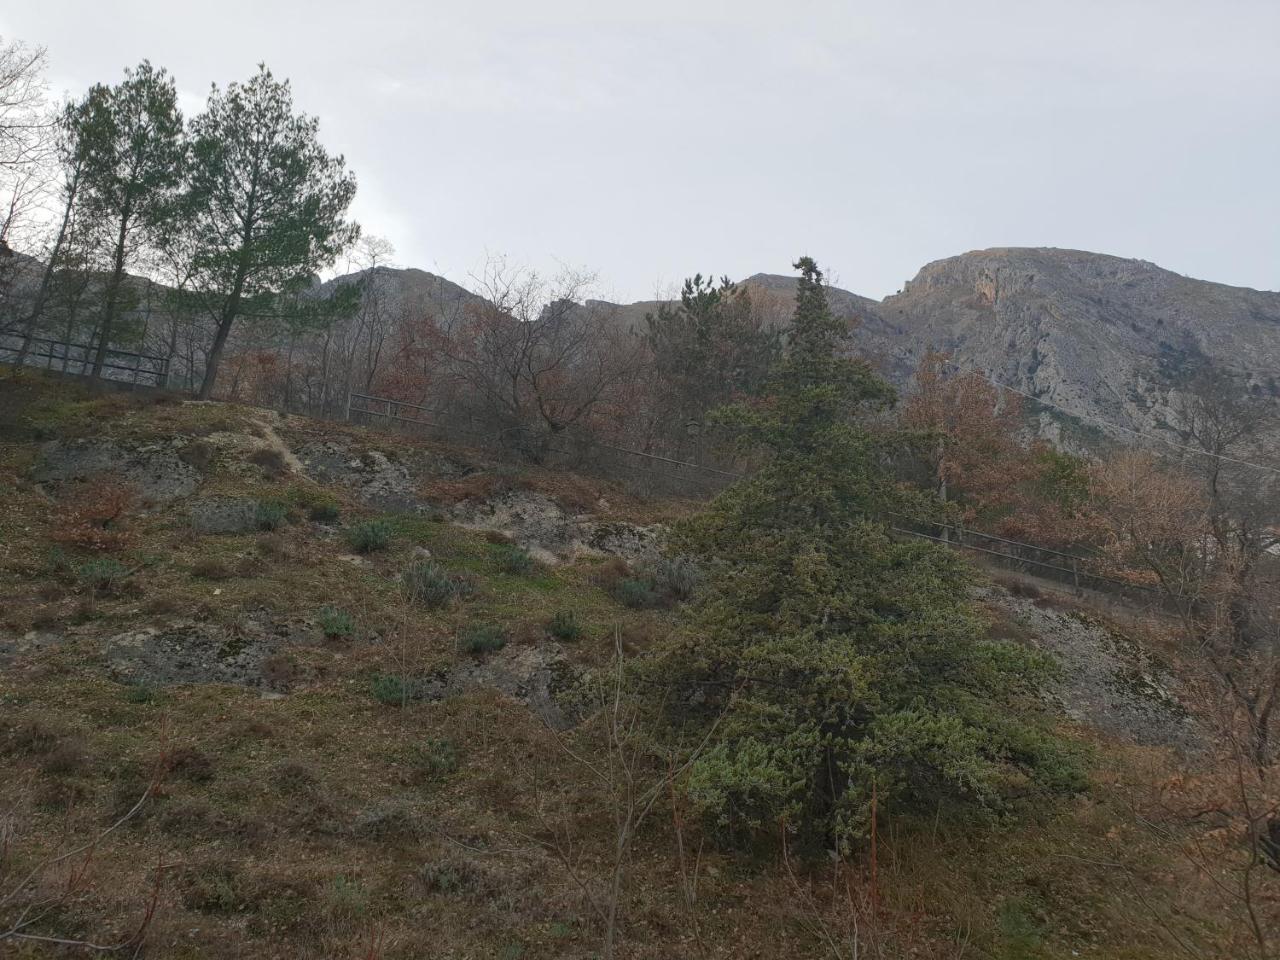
[0,376,1264,959]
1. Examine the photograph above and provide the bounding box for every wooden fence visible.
[0,332,169,388]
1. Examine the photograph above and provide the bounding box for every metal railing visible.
[0,332,169,387]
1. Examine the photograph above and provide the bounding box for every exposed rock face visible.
[297,440,421,510]
[982,587,1198,751]
[34,438,204,501]
[187,496,260,534]
[450,489,662,564]
[744,248,1280,446]
[101,616,313,690]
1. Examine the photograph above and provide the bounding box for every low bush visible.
[369,673,434,706]
[76,557,128,594]
[254,500,288,531]
[317,606,355,639]
[459,623,506,655]
[546,610,582,641]
[414,738,460,779]
[344,518,392,553]
[402,560,470,609]
[613,577,660,609]
[494,544,535,575]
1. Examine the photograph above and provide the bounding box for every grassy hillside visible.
[0,371,1260,959]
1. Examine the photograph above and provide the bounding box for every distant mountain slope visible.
[738,248,1280,445]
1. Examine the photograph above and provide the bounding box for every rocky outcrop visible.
[744,248,1280,448]
[34,437,204,501]
[450,489,662,564]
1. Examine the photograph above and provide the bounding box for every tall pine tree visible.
[78,61,184,380]
[185,65,358,399]
[653,257,1079,851]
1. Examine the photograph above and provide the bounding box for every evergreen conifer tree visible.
[655,257,1079,850]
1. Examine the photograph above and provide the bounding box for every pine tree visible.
[653,257,1079,851]
[185,65,358,399]
[77,62,185,380]
[644,274,780,440]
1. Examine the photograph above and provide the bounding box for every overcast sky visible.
[5,1,1278,301]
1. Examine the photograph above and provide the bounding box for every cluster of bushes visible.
[595,555,701,609]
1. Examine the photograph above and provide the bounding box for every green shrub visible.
[413,738,459,779]
[613,577,659,609]
[123,681,161,705]
[402,560,469,609]
[494,544,535,575]
[77,557,127,593]
[369,673,433,706]
[254,500,288,531]
[546,610,582,641]
[344,518,392,553]
[317,606,355,639]
[459,623,506,655]
[308,501,341,523]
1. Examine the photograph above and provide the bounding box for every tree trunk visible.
[90,212,131,381]
[16,166,82,370]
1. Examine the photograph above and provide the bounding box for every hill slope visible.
[741,248,1280,444]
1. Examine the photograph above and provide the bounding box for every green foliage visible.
[401,560,469,609]
[368,673,433,706]
[76,557,127,593]
[1031,447,1091,513]
[317,606,355,639]
[645,274,781,428]
[254,500,288,531]
[546,609,583,641]
[184,64,360,398]
[649,257,1078,852]
[494,544,535,575]
[344,518,391,553]
[613,577,660,609]
[458,623,506,655]
[411,738,460,779]
[71,61,186,376]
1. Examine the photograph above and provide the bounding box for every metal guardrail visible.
[0,332,169,387]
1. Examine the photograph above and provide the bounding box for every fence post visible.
[344,391,353,422]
